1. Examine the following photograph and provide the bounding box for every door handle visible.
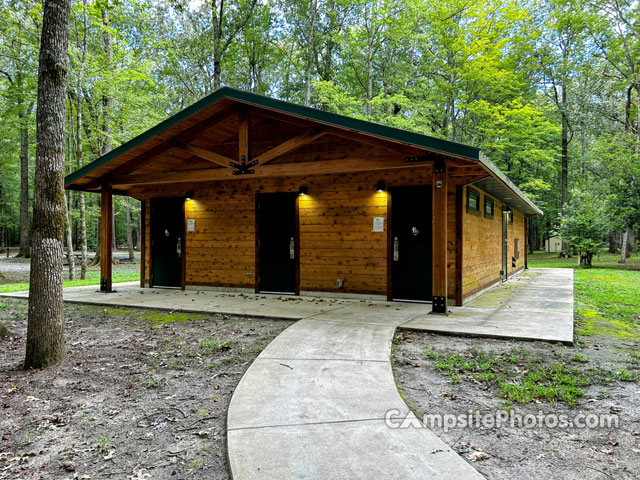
[177,237,182,258]
[393,237,399,261]
[289,237,295,259]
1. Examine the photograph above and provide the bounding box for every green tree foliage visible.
[558,191,611,266]
[0,0,638,257]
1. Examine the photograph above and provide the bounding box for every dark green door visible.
[502,209,508,281]
[257,193,297,294]
[391,186,432,302]
[151,198,183,288]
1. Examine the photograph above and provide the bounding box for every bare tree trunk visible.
[89,4,114,268]
[64,193,75,280]
[25,0,72,370]
[79,191,87,278]
[91,216,101,266]
[100,5,113,155]
[125,201,134,261]
[620,227,633,263]
[304,0,317,107]
[212,0,222,90]
[77,0,88,279]
[608,232,617,253]
[366,38,373,116]
[18,98,33,258]
[560,104,569,211]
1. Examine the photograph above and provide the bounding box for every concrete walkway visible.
[402,268,574,343]
[226,306,484,480]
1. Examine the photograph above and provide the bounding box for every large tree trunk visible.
[25,0,72,370]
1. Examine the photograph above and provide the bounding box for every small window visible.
[484,197,494,219]
[467,188,480,215]
[515,238,520,259]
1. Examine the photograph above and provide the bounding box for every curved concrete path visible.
[226,304,484,479]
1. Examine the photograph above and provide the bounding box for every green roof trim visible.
[65,87,542,215]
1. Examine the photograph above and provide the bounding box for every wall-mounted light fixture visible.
[298,186,308,196]
[185,190,194,200]
[375,180,386,192]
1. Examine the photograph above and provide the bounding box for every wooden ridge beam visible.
[113,157,432,186]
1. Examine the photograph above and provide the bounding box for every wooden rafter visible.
[173,142,233,168]
[82,105,240,189]
[253,126,329,165]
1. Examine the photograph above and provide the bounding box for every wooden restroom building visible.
[65,88,542,314]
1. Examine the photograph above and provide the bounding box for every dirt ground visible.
[0,258,31,284]
[393,331,640,480]
[0,299,294,479]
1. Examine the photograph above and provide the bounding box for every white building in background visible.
[544,234,563,253]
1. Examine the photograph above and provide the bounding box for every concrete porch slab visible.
[400,268,574,343]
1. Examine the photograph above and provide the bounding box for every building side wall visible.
[461,185,526,299]
[141,169,458,298]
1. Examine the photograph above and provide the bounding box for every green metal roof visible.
[65,87,542,215]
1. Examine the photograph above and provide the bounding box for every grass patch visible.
[103,308,136,316]
[420,346,635,406]
[0,268,140,293]
[528,250,640,270]
[529,250,640,342]
[199,337,234,354]
[140,311,205,326]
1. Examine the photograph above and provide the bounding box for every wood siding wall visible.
[139,168,458,298]
[461,185,526,298]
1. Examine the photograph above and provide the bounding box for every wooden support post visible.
[431,159,448,314]
[100,185,113,292]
